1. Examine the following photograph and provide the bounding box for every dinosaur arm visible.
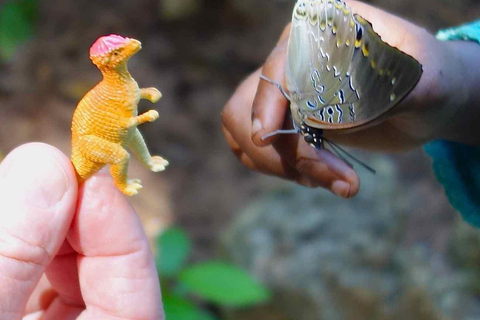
[140,87,162,103]
[126,110,159,128]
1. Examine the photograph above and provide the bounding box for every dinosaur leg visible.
[71,148,103,183]
[76,135,142,196]
[127,110,159,128]
[128,128,168,172]
[140,87,162,103]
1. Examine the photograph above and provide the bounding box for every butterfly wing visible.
[285,0,423,130]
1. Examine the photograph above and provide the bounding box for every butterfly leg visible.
[259,74,291,101]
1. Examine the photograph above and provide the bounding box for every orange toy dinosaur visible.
[71,34,168,196]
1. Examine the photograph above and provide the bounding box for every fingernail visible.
[331,180,351,198]
[345,169,357,182]
[252,118,263,137]
[1,147,69,208]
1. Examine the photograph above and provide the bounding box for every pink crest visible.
[89,34,129,57]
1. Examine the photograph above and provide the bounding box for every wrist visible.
[436,40,480,145]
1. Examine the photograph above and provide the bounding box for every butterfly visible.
[261,0,423,173]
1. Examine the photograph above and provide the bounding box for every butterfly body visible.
[300,124,325,149]
[284,0,423,145]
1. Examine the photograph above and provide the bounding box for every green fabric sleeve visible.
[436,20,480,44]
[424,20,480,227]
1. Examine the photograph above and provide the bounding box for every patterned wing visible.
[285,0,423,129]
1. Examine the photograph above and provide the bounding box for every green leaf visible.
[156,227,191,277]
[0,0,39,60]
[179,261,271,307]
[163,293,218,320]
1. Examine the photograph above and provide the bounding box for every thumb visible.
[0,143,77,319]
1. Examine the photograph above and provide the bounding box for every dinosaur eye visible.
[114,52,119,56]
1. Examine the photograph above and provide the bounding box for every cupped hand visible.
[0,143,164,320]
[221,0,480,198]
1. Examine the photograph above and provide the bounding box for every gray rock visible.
[221,156,480,320]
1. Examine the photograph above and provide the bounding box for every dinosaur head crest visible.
[89,34,141,70]
[90,34,127,57]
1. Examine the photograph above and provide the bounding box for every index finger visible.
[47,171,164,319]
[251,25,291,147]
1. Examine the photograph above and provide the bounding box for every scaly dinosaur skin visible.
[71,34,168,196]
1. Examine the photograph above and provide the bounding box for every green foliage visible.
[156,227,271,319]
[156,227,191,277]
[163,293,217,320]
[0,0,38,60]
[179,261,271,307]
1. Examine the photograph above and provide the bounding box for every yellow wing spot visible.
[334,2,342,9]
[355,39,361,48]
[327,17,333,27]
[379,69,384,76]
[355,15,367,24]
[320,20,326,31]
[295,4,307,19]
[332,23,337,34]
[336,38,342,48]
[345,38,351,47]
[309,14,319,25]
[390,93,396,101]
[370,59,376,69]
[361,43,369,57]
[350,18,355,28]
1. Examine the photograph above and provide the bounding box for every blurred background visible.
[1,0,480,319]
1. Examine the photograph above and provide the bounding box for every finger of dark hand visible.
[222,69,303,181]
[222,70,359,197]
[273,132,360,198]
[251,32,291,146]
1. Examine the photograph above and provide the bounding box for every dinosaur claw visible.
[149,89,162,103]
[123,179,143,196]
[150,156,169,172]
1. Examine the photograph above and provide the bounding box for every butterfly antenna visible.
[323,138,376,174]
[260,74,292,101]
[261,129,300,141]
[324,140,354,169]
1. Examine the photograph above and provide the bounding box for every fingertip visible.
[331,169,360,198]
[322,151,360,198]
[251,117,270,146]
[69,170,142,256]
[0,141,78,245]
[331,180,351,198]
[345,168,360,197]
[285,142,361,198]
[1,142,77,196]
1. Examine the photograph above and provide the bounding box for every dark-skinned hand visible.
[221,0,480,198]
